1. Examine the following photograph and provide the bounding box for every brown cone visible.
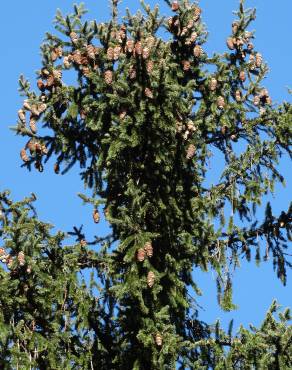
[147,271,155,287]
[93,209,100,224]
[137,248,146,262]
[186,144,196,159]
[20,148,29,162]
[155,333,163,346]
[144,242,153,257]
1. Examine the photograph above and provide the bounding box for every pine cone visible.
[190,32,198,43]
[145,36,155,48]
[46,74,55,87]
[155,333,163,346]
[187,120,196,132]
[29,115,37,134]
[194,7,202,21]
[235,90,242,102]
[137,248,146,262]
[93,209,100,224]
[82,66,90,77]
[253,95,260,106]
[55,46,63,58]
[193,45,203,58]
[226,37,235,50]
[37,79,46,91]
[146,60,154,74]
[63,56,72,69]
[7,256,13,269]
[23,100,32,111]
[217,96,225,109]
[255,53,262,67]
[80,239,87,247]
[54,163,60,174]
[119,111,127,120]
[186,144,195,159]
[17,251,25,266]
[20,148,29,162]
[114,46,122,60]
[126,40,134,53]
[209,78,217,91]
[69,31,79,44]
[18,109,26,124]
[247,43,254,51]
[232,22,239,34]
[145,88,153,99]
[144,241,153,257]
[135,41,143,55]
[0,247,7,257]
[147,271,155,287]
[182,60,191,71]
[129,66,136,80]
[239,70,246,82]
[51,49,58,62]
[104,70,113,85]
[171,1,179,11]
[142,47,150,59]
[86,44,96,59]
[73,50,82,65]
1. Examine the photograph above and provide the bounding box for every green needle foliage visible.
[3,0,291,368]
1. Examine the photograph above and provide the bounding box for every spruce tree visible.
[2,0,291,368]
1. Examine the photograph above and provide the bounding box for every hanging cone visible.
[26,139,36,154]
[63,56,71,69]
[235,90,242,102]
[23,100,32,111]
[145,36,155,49]
[80,239,87,247]
[155,333,163,346]
[107,46,114,60]
[55,46,63,58]
[29,115,37,134]
[82,66,90,77]
[137,248,146,262]
[144,241,153,257]
[253,95,260,106]
[226,37,235,50]
[113,46,122,60]
[126,40,134,53]
[186,144,195,159]
[69,31,79,44]
[145,88,153,99]
[187,120,196,132]
[255,53,262,68]
[193,45,203,58]
[239,70,246,82]
[142,47,150,59]
[51,49,58,62]
[171,1,179,11]
[135,41,143,55]
[17,251,25,266]
[147,271,155,287]
[20,148,29,162]
[146,60,154,74]
[119,110,127,120]
[209,78,217,91]
[37,79,46,91]
[104,70,113,85]
[18,109,26,124]
[54,163,60,174]
[86,44,96,59]
[232,21,239,34]
[182,60,191,71]
[53,69,62,81]
[217,96,225,109]
[0,247,7,257]
[7,256,13,269]
[46,74,55,87]
[72,50,82,65]
[194,7,201,21]
[93,209,100,224]
[190,32,197,42]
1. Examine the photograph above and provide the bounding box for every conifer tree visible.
[3,0,292,368]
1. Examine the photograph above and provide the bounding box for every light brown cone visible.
[147,271,155,287]
[146,60,154,74]
[126,40,134,53]
[18,109,26,124]
[29,115,37,134]
[17,251,25,266]
[194,7,202,21]
[186,144,196,159]
[20,148,29,162]
[86,44,96,59]
[171,1,179,11]
[69,31,79,44]
[193,45,203,58]
[155,333,163,346]
[217,96,225,109]
[135,41,143,55]
[209,78,217,91]
[144,241,153,257]
[255,53,262,68]
[226,37,235,50]
[145,88,153,99]
[239,71,246,82]
[104,70,113,85]
[137,248,146,262]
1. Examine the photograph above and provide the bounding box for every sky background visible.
[1,0,291,334]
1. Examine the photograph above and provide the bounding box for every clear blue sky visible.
[1,0,291,333]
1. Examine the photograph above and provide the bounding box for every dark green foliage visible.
[3,0,292,368]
